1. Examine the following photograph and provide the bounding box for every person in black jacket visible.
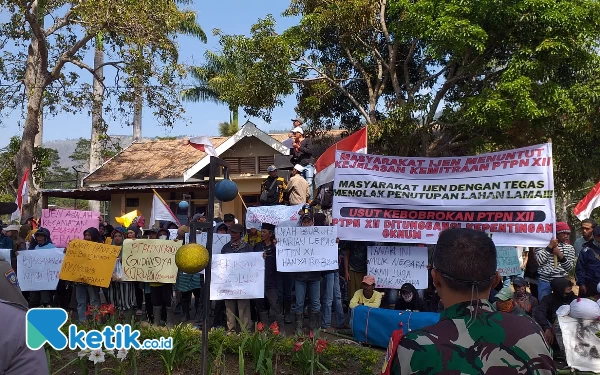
[310,181,333,224]
[260,166,286,206]
[533,277,575,356]
[290,127,315,199]
[395,283,427,311]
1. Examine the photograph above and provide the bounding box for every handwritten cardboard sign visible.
[121,239,181,283]
[42,209,101,248]
[367,246,428,289]
[275,226,338,272]
[17,248,65,291]
[245,204,304,230]
[496,246,521,276]
[210,252,265,300]
[59,239,120,287]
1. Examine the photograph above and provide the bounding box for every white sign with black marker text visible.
[275,226,338,272]
[210,252,265,300]
[367,246,428,289]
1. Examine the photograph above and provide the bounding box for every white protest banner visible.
[168,229,178,240]
[496,246,521,276]
[558,316,600,373]
[367,246,428,289]
[42,209,101,248]
[210,252,264,300]
[0,248,11,262]
[275,226,338,272]
[333,143,555,246]
[245,204,303,230]
[17,249,65,291]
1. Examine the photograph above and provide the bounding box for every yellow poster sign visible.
[59,239,121,287]
[121,239,181,283]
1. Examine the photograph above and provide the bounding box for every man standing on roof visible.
[290,125,315,200]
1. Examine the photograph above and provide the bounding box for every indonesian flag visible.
[314,127,368,187]
[189,136,217,156]
[150,190,181,226]
[11,168,29,222]
[573,180,600,221]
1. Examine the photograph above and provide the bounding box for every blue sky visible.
[0,1,300,148]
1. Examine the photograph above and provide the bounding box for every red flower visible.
[270,322,280,335]
[315,339,327,354]
[309,330,314,339]
[85,304,93,317]
[257,322,264,332]
[100,304,115,316]
[94,314,101,322]
[294,341,304,352]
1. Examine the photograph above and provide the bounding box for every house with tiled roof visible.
[41,121,293,224]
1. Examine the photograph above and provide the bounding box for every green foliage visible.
[0,136,60,194]
[212,0,600,193]
[218,121,239,136]
[156,324,200,375]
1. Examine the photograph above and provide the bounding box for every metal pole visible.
[201,157,216,375]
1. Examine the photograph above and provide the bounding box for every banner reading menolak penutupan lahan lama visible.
[332,143,555,247]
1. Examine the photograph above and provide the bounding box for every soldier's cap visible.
[594,226,600,236]
[267,165,277,172]
[229,223,245,233]
[495,287,514,301]
[512,277,527,287]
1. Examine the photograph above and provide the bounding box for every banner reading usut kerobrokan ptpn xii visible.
[332,143,555,247]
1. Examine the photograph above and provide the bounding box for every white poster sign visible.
[0,248,11,262]
[275,226,338,272]
[168,229,178,240]
[245,204,304,230]
[333,144,555,246]
[558,316,600,372]
[17,249,65,291]
[367,246,428,289]
[210,252,264,300]
[183,232,231,275]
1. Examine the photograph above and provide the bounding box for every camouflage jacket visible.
[390,299,556,375]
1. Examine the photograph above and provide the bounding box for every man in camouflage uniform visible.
[387,228,556,374]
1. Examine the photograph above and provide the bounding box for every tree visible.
[210,0,600,191]
[218,121,239,136]
[0,0,205,215]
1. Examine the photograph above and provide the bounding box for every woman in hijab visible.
[127,224,153,322]
[394,283,427,311]
[73,227,103,322]
[106,227,136,323]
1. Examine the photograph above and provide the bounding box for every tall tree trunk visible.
[88,37,105,213]
[132,82,142,141]
[232,106,239,128]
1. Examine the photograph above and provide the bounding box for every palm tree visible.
[182,50,240,128]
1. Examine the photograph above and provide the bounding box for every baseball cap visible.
[5,224,19,232]
[594,226,600,236]
[512,277,527,287]
[495,287,514,301]
[267,165,277,172]
[291,117,305,125]
[294,164,305,172]
[362,275,376,285]
[229,223,245,233]
[224,213,235,222]
[291,126,304,135]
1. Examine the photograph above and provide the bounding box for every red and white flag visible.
[189,136,217,157]
[150,189,181,226]
[314,127,367,187]
[11,168,29,222]
[573,180,600,221]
